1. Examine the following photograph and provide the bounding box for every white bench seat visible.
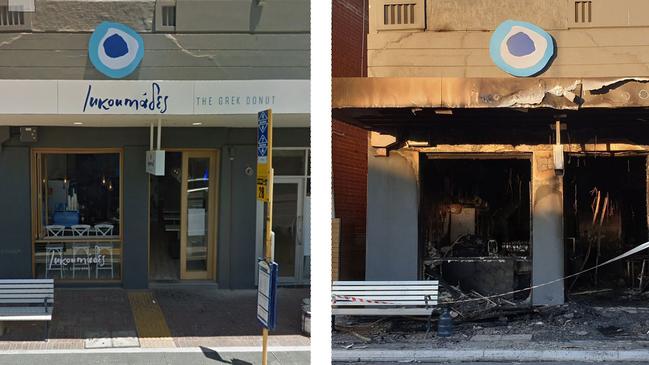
[332,280,439,317]
[0,279,54,340]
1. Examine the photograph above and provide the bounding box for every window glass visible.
[39,153,120,238]
[35,151,122,281]
[274,150,306,176]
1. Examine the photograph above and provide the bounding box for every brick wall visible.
[332,0,368,280]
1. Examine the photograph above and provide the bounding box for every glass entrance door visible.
[273,178,305,282]
[180,151,217,280]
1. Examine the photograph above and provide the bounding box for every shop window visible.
[33,150,122,281]
[274,149,307,176]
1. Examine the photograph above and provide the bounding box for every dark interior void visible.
[420,157,532,299]
[564,155,648,293]
[149,152,181,281]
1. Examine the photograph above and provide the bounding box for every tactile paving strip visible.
[127,291,176,348]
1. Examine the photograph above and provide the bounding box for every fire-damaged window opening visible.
[420,155,533,302]
[564,154,649,297]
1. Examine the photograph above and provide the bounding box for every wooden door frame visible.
[273,176,305,283]
[179,150,219,280]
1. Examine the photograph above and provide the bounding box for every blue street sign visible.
[257,259,278,330]
[257,111,269,163]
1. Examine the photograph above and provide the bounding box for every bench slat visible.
[0,293,54,298]
[332,308,433,316]
[332,293,439,300]
[333,281,438,285]
[0,306,51,313]
[0,280,54,284]
[0,288,54,293]
[335,300,437,307]
[333,285,437,289]
[0,315,52,321]
[0,299,54,304]
[332,290,437,296]
[0,284,54,289]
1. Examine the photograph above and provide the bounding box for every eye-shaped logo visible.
[489,20,555,77]
[88,22,144,79]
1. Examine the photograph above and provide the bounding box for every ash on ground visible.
[333,290,649,348]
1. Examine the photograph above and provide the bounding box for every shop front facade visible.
[0,0,310,289]
[333,0,649,305]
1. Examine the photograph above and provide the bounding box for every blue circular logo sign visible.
[88,22,144,79]
[489,20,554,77]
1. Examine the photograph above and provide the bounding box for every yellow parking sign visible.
[256,109,272,202]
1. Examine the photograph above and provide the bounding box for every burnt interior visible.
[420,157,532,299]
[564,155,648,293]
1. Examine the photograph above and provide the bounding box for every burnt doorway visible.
[421,155,532,300]
[564,155,648,294]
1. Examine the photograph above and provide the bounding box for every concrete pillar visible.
[531,150,565,305]
[366,148,419,280]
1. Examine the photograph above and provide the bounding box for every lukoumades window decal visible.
[88,22,145,79]
[489,20,555,77]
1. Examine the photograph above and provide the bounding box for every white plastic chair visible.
[94,224,114,237]
[45,225,65,237]
[71,225,91,279]
[71,224,91,237]
[45,244,64,278]
[95,244,115,279]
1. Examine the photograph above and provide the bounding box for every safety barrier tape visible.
[332,295,392,304]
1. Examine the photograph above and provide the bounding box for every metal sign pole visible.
[262,168,273,365]
[257,109,273,365]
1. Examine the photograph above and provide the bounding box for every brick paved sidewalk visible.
[0,287,310,351]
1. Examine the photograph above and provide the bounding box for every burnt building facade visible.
[333,0,649,305]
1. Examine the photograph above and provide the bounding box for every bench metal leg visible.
[425,312,434,338]
[44,321,48,342]
[0,322,4,336]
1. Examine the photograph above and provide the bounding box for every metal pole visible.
[262,169,274,365]
[261,173,274,365]
[149,122,154,151]
[157,118,162,150]
[261,109,274,365]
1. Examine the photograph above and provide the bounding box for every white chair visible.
[71,225,91,279]
[94,224,114,236]
[95,244,115,279]
[45,225,65,237]
[45,244,64,278]
[71,224,91,236]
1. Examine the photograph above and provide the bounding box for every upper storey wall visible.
[368,0,649,78]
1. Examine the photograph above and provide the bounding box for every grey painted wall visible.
[122,146,149,289]
[0,33,309,80]
[531,151,565,305]
[28,0,308,33]
[0,146,32,278]
[218,145,258,289]
[0,0,309,80]
[365,148,419,280]
[0,126,308,288]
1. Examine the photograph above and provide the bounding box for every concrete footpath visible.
[0,347,310,365]
[333,341,649,363]
[0,287,310,356]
